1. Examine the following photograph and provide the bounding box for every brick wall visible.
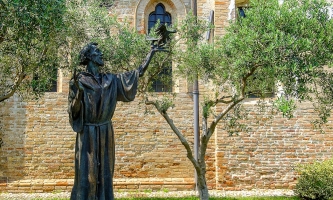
[1,0,333,194]
[1,87,332,193]
[212,101,333,190]
[112,93,196,191]
[0,91,197,192]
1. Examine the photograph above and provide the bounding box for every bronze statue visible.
[68,42,161,200]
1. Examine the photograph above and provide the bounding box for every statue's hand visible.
[74,69,84,91]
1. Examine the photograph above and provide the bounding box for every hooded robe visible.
[68,70,139,200]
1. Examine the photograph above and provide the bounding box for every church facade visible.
[1,0,333,193]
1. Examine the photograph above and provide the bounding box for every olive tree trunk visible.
[197,168,209,200]
[146,97,244,200]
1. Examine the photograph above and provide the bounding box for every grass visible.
[31,197,300,200]
[116,197,300,200]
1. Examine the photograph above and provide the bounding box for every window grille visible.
[148,3,172,92]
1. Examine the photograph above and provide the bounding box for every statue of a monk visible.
[68,42,158,200]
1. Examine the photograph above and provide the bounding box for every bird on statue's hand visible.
[154,24,177,48]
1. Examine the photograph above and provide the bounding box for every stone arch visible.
[134,0,186,33]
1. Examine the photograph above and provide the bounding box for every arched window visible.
[148,4,172,33]
[148,3,172,92]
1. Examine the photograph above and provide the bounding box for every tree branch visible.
[0,72,26,102]
[207,95,233,107]
[198,64,260,170]
[145,98,201,173]
[205,64,260,138]
[216,95,233,104]
[209,98,245,140]
[241,64,260,97]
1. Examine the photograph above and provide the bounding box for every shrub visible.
[294,158,333,200]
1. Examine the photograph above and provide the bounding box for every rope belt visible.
[84,121,110,126]
[83,121,110,200]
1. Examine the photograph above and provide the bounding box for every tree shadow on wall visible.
[0,94,27,188]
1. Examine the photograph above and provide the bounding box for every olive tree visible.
[0,0,116,102]
[0,0,121,146]
[1,0,66,101]
[143,0,333,199]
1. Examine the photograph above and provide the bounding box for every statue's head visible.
[79,42,104,66]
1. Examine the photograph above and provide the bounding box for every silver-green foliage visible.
[0,0,115,102]
[161,0,333,199]
[207,0,333,123]
[295,158,333,200]
[215,0,333,98]
[0,0,67,101]
[175,11,214,83]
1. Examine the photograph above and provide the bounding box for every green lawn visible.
[31,197,300,200]
[116,197,300,200]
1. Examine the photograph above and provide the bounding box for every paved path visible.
[0,189,295,199]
